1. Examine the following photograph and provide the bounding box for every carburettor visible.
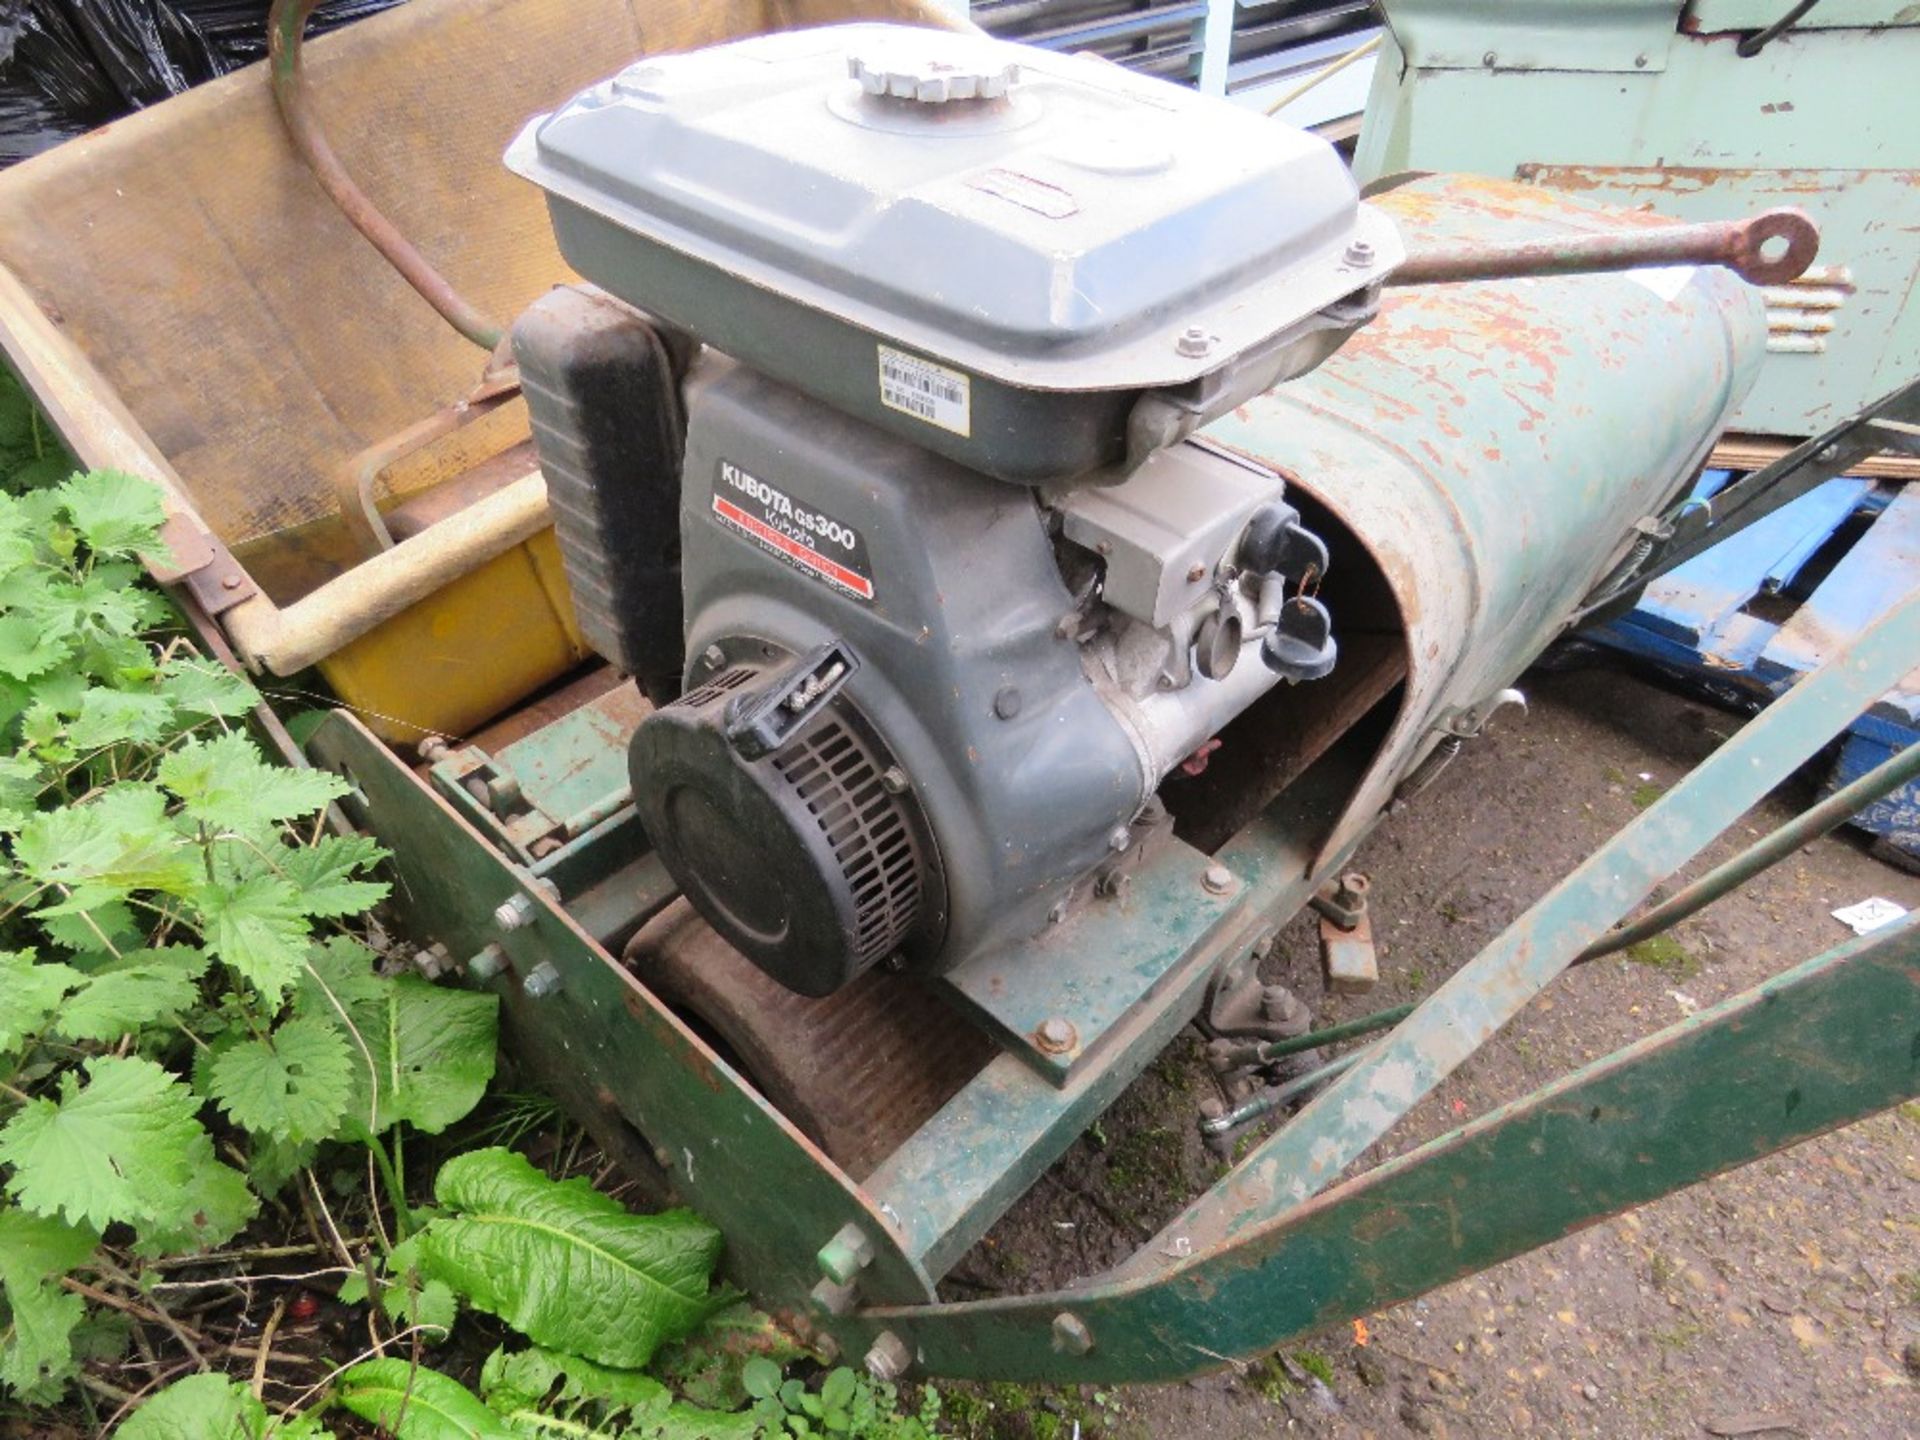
[507,23,1400,995]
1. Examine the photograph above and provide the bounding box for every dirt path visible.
[939,664,1920,1440]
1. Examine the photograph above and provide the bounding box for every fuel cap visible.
[847,43,1020,103]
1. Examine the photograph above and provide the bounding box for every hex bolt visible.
[816,1223,876,1286]
[1047,899,1069,926]
[1262,984,1307,1026]
[1176,325,1214,359]
[521,961,563,999]
[809,1277,859,1317]
[411,943,450,981]
[494,894,537,932]
[1202,863,1236,896]
[1035,1017,1078,1054]
[1106,826,1131,853]
[466,943,508,982]
[1095,869,1131,900]
[881,766,910,794]
[1052,1312,1095,1356]
[417,735,451,763]
[863,1330,914,1382]
[1343,239,1376,267]
[701,644,727,670]
[1483,50,1498,67]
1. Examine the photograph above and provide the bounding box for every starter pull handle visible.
[1390,207,1819,288]
[724,641,860,761]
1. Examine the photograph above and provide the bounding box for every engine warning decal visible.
[712,460,875,602]
[878,345,971,437]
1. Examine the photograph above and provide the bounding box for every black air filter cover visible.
[630,661,943,997]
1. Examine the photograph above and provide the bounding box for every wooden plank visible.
[1712,433,1920,482]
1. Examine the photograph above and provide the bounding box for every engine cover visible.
[630,650,945,996]
[657,358,1152,981]
[507,22,1396,483]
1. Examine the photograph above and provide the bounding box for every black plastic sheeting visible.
[0,1,407,167]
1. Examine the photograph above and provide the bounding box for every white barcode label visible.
[877,345,971,437]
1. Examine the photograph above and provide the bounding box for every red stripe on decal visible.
[712,496,875,600]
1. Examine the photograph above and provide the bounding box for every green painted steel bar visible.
[841,913,1920,1381]
[1256,1000,1416,1062]
[1125,583,1920,1268]
[1579,738,1920,964]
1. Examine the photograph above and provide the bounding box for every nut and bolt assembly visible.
[466,943,508,982]
[1051,1312,1095,1356]
[494,893,537,932]
[521,961,563,999]
[816,1223,876,1286]
[1175,325,1215,358]
[411,943,452,980]
[809,1277,859,1317]
[1034,1016,1078,1054]
[1202,863,1236,896]
[863,1330,914,1382]
[1343,239,1376,267]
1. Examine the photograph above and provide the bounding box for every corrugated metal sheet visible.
[977,0,1375,120]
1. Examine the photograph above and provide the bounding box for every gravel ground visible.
[938,662,1920,1440]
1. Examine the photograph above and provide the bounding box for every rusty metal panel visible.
[1357,7,1920,436]
[1515,164,1920,436]
[1206,173,1766,870]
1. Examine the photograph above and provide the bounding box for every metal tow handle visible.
[1391,207,1820,288]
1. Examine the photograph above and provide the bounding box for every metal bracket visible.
[155,512,258,617]
[1434,687,1527,738]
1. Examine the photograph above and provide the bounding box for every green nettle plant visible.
[0,470,492,1403]
[0,439,937,1437]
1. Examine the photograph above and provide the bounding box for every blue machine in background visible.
[1586,471,1919,865]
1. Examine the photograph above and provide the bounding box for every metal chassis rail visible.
[309,584,1920,1381]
